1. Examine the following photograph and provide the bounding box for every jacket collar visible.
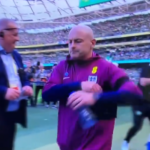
[0,45,15,55]
[0,46,21,68]
[0,46,7,55]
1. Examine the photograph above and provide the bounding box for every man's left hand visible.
[22,86,33,96]
[67,91,96,110]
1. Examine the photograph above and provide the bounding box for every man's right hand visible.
[5,88,21,100]
[81,81,103,93]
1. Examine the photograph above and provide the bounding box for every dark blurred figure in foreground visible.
[122,64,150,150]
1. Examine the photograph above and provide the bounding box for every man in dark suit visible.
[0,18,33,150]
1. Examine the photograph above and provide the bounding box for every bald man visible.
[0,18,33,150]
[42,25,142,150]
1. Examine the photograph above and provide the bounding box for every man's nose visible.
[15,36,19,41]
[71,42,76,49]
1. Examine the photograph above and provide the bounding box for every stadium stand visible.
[17,14,150,46]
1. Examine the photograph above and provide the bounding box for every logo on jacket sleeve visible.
[64,72,69,77]
[63,72,70,80]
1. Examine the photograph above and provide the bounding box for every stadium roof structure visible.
[0,0,146,23]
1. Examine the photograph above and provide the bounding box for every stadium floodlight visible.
[79,0,114,8]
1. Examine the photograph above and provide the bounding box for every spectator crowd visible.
[17,14,150,46]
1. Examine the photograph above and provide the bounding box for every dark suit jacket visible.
[0,50,30,127]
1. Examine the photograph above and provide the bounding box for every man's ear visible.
[91,39,96,48]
